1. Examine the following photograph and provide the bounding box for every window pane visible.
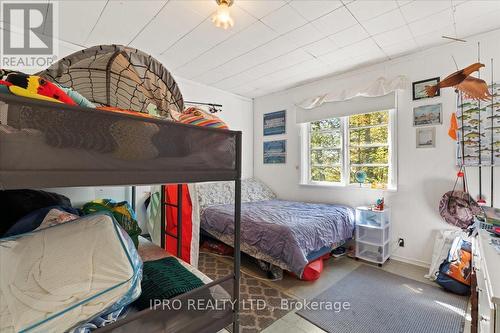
[349,110,389,127]
[311,166,342,182]
[311,118,341,131]
[311,131,341,148]
[350,166,389,185]
[311,149,341,165]
[349,126,388,146]
[349,147,389,164]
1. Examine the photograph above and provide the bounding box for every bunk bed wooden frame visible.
[0,93,242,333]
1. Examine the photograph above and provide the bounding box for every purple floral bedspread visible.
[200,200,355,276]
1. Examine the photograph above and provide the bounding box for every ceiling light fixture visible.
[212,0,234,30]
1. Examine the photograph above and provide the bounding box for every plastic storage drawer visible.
[356,224,390,245]
[356,207,390,227]
[356,242,390,264]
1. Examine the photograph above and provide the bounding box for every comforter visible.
[201,199,355,277]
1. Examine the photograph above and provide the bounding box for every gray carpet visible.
[297,265,468,333]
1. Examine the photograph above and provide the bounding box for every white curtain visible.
[295,75,407,123]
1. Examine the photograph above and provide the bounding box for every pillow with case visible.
[35,208,79,231]
[2,205,80,237]
[0,189,73,236]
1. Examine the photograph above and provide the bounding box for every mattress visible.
[138,236,212,284]
[0,125,230,172]
[122,237,231,333]
[0,214,141,333]
[0,94,239,189]
[201,199,355,277]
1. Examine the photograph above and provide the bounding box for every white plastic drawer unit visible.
[356,207,390,227]
[356,224,390,246]
[356,242,390,264]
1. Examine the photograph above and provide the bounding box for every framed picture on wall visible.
[412,77,440,100]
[413,103,442,126]
[416,127,436,148]
[263,140,286,164]
[263,110,286,136]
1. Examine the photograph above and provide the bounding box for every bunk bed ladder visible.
[160,184,183,258]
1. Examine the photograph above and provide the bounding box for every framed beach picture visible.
[263,110,286,136]
[413,103,442,126]
[412,77,440,100]
[416,127,436,148]
[263,140,286,164]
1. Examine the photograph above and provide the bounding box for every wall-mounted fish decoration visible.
[425,63,492,100]
[463,139,479,144]
[457,114,471,120]
[464,132,485,139]
[458,126,479,131]
[474,148,492,153]
[463,108,480,114]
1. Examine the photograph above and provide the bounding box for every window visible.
[309,118,343,183]
[303,110,395,189]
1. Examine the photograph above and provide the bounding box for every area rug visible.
[198,252,294,333]
[297,265,469,333]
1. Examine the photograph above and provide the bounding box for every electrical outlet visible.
[398,238,405,247]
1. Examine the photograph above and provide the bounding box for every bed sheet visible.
[201,200,355,277]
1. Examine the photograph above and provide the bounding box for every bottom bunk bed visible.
[98,237,233,333]
[0,206,236,333]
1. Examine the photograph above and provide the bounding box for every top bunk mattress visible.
[0,94,240,189]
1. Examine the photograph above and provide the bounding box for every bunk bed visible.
[0,45,242,333]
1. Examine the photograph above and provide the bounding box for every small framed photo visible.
[416,127,436,148]
[413,103,442,126]
[263,140,286,164]
[264,110,286,136]
[412,77,440,100]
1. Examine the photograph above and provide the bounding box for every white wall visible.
[49,77,253,232]
[176,77,254,178]
[253,29,500,267]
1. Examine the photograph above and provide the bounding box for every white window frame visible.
[304,119,344,186]
[300,109,397,190]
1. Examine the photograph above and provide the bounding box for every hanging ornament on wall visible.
[425,62,492,100]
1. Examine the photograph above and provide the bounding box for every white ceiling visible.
[5,0,500,98]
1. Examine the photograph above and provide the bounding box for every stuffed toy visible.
[1,70,76,105]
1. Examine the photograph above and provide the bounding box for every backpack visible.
[435,237,472,295]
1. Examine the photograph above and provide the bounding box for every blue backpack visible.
[435,237,472,296]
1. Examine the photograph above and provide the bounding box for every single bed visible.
[196,180,355,278]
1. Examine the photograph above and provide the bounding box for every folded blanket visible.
[134,257,204,310]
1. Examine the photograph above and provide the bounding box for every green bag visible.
[82,199,142,248]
